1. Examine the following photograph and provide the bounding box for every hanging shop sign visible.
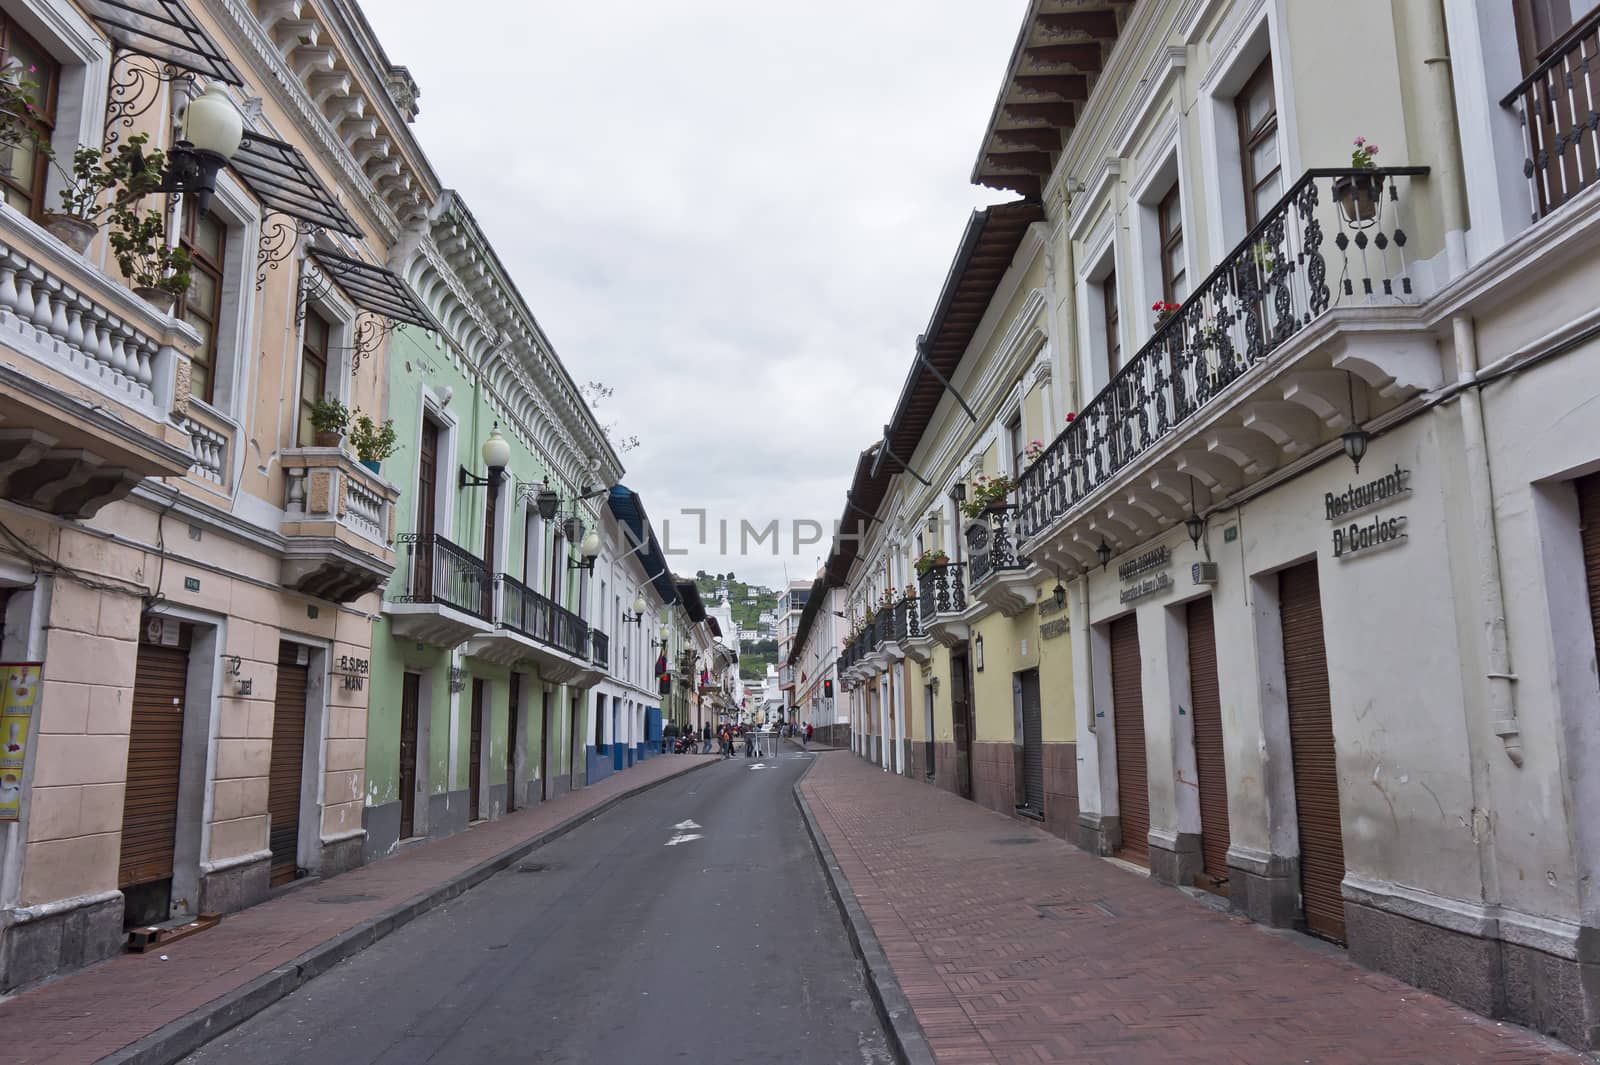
[1327,463,1410,560]
[0,663,42,821]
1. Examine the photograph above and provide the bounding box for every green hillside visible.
[693,572,778,633]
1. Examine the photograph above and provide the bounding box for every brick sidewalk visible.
[0,754,714,1065]
[800,752,1586,1065]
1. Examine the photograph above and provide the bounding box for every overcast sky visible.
[364,1,1024,588]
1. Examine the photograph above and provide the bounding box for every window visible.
[1514,1,1600,72]
[1158,185,1187,303]
[176,209,227,405]
[1006,413,1024,477]
[0,16,59,221]
[297,312,330,445]
[1236,57,1281,228]
[1101,268,1121,376]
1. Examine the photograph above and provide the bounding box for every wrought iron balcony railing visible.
[965,504,1026,586]
[1017,167,1427,542]
[395,533,491,619]
[898,594,921,640]
[1502,7,1600,221]
[592,630,610,669]
[917,562,966,620]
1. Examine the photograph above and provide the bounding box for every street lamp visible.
[622,593,648,625]
[1096,538,1112,571]
[535,483,561,520]
[568,528,600,570]
[155,84,243,218]
[459,425,511,497]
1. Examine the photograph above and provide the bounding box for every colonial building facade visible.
[806,0,1600,1049]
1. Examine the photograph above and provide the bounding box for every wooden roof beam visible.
[993,126,1063,151]
[1012,74,1089,101]
[1036,11,1120,38]
[1023,44,1104,71]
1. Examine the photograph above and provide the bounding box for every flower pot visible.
[313,430,343,448]
[133,286,176,315]
[359,458,381,474]
[1333,171,1385,226]
[42,213,95,254]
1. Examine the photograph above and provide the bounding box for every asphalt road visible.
[182,749,890,1065]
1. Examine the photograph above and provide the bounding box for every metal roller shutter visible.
[1019,669,1044,813]
[1579,475,1600,676]
[119,630,191,890]
[1279,561,1347,944]
[269,643,308,887]
[1110,615,1149,864]
[1186,598,1231,893]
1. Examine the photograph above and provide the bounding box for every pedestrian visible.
[804,722,813,751]
[744,726,755,758]
[702,722,712,754]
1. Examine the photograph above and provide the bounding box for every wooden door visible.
[1019,669,1044,813]
[571,694,582,787]
[120,626,191,894]
[269,643,309,887]
[414,420,439,600]
[506,672,520,813]
[1110,615,1149,864]
[1279,561,1346,944]
[1579,475,1600,675]
[469,679,484,821]
[949,650,973,800]
[540,689,552,801]
[398,672,420,840]
[1186,598,1231,893]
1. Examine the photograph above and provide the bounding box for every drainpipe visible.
[1453,315,1520,769]
[1407,0,1471,276]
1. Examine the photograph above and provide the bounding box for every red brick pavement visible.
[0,754,713,1065]
[800,752,1586,1065]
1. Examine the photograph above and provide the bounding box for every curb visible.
[102,757,718,1065]
[793,753,937,1065]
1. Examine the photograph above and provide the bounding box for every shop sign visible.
[1040,617,1070,640]
[1327,463,1410,560]
[1119,572,1173,604]
[334,655,370,692]
[1117,546,1170,583]
[0,663,42,821]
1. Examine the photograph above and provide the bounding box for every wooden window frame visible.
[175,208,227,406]
[296,312,330,447]
[1158,185,1186,304]
[1102,267,1120,378]
[0,16,60,222]
[1236,56,1280,229]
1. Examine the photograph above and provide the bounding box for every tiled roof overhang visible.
[607,486,678,604]
[823,443,889,589]
[675,579,706,623]
[872,201,1045,484]
[971,1,1132,198]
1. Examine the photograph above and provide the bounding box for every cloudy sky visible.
[364,1,1024,588]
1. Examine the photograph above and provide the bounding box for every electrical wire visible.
[0,517,145,600]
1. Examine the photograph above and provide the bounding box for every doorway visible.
[922,683,935,780]
[571,692,583,788]
[1186,599,1230,894]
[1017,668,1044,815]
[119,622,192,926]
[1110,614,1149,865]
[398,672,420,840]
[269,642,310,887]
[540,688,551,801]
[949,649,973,800]
[469,679,485,821]
[506,672,520,813]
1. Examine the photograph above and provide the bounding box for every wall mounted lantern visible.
[153,84,243,218]
[459,425,510,497]
[1341,371,1370,473]
[1185,476,1205,550]
[623,593,648,626]
[1096,538,1112,570]
[568,529,600,570]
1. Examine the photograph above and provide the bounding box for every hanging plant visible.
[914,548,949,576]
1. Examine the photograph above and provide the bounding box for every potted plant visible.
[959,474,1017,519]
[349,411,398,473]
[1023,439,1045,466]
[0,56,45,180]
[1152,300,1181,329]
[108,200,191,313]
[308,393,349,448]
[915,548,949,576]
[1335,136,1383,225]
[42,133,151,254]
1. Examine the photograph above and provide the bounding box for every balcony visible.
[1502,8,1600,221]
[917,562,974,648]
[0,208,201,518]
[1018,168,1435,571]
[464,574,601,686]
[385,533,494,646]
[966,504,1036,616]
[280,448,400,602]
[592,630,610,670]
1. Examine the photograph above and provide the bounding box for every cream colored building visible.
[820,0,1600,1049]
[0,0,438,990]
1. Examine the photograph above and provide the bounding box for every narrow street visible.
[179,751,890,1065]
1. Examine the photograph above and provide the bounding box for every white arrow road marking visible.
[749,763,772,771]
[673,820,701,831]
[665,833,703,846]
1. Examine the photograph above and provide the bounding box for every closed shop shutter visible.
[1110,615,1149,864]
[119,629,191,890]
[1019,669,1044,813]
[469,679,484,820]
[1186,598,1231,892]
[1579,475,1600,675]
[269,643,308,887]
[1279,561,1346,944]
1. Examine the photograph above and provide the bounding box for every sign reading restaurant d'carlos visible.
[1327,463,1410,560]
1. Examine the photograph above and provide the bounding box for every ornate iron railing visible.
[1502,8,1600,221]
[917,562,965,619]
[965,505,1026,586]
[898,594,921,639]
[556,608,589,660]
[592,630,610,668]
[1017,167,1427,542]
[395,533,490,619]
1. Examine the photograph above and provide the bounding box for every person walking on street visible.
[701,722,712,754]
[803,722,812,751]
